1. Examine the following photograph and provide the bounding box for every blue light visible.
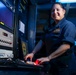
[56,0,76,3]
[75,41,76,46]
[0,2,6,8]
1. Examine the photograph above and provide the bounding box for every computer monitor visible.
[0,1,14,29]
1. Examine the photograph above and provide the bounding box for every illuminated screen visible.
[0,1,13,29]
[18,38,28,59]
[21,40,28,56]
[56,0,76,3]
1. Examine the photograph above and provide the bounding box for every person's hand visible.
[37,57,50,64]
[24,53,34,61]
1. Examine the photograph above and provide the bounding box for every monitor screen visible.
[18,38,28,60]
[0,1,13,29]
[21,40,28,56]
[56,0,76,3]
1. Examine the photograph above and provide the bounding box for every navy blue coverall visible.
[42,18,76,75]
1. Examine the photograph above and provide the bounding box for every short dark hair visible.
[51,2,66,10]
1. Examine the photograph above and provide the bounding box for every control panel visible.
[0,28,13,58]
[0,49,13,58]
[0,28,13,47]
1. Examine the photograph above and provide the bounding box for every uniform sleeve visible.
[62,23,76,45]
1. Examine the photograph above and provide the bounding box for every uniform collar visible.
[48,18,66,32]
[55,18,66,28]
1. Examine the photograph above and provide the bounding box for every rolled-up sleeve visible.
[62,23,76,45]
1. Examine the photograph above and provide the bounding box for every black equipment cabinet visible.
[0,0,44,75]
[0,64,43,75]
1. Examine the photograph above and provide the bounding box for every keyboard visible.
[0,59,16,66]
[15,59,43,68]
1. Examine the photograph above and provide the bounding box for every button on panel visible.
[0,28,13,47]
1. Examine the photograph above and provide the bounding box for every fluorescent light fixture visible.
[56,0,76,3]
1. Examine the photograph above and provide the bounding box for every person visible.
[24,2,76,75]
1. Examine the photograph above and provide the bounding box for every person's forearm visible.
[32,40,43,54]
[48,44,70,60]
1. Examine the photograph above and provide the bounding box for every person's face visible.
[51,4,65,23]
